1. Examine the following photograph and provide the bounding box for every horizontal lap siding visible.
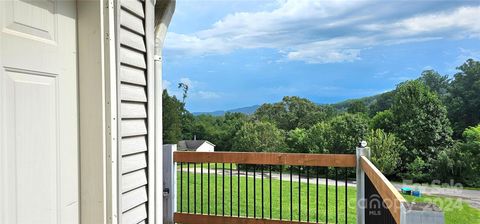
[118,0,150,223]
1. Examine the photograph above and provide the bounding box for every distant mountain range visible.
[192,92,388,116]
[193,105,260,116]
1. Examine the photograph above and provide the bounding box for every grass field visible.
[177,171,480,224]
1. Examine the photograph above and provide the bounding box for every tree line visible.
[163,59,480,187]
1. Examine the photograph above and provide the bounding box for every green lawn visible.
[177,171,480,224]
[177,171,357,223]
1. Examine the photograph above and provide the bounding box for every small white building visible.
[177,140,216,152]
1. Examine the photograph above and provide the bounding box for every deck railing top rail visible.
[173,151,356,167]
[360,155,406,224]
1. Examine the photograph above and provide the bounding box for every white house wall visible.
[196,143,215,152]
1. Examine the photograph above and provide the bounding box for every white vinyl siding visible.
[117,0,153,223]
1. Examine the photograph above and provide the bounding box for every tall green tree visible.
[418,70,450,97]
[162,90,184,144]
[232,121,286,152]
[447,59,480,136]
[391,80,453,163]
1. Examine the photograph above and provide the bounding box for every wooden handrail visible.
[173,151,356,167]
[360,156,406,224]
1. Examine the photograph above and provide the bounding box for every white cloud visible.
[165,0,480,63]
[197,91,221,99]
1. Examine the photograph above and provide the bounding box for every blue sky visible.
[163,0,480,112]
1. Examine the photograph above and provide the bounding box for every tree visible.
[286,128,309,153]
[366,129,404,176]
[218,112,249,151]
[178,82,189,103]
[162,90,184,144]
[400,157,430,183]
[447,59,480,136]
[391,80,453,163]
[327,113,370,154]
[369,91,396,116]
[432,125,480,186]
[232,121,286,152]
[418,70,450,97]
[254,96,334,130]
[306,122,331,154]
[370,110,394,132]
[347,100,368,114]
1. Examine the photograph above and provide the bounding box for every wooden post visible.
[356,142,370,224]
[163,144,177,224]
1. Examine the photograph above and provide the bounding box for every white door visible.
[0,0,78,223]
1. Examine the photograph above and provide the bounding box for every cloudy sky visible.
[163,0,480,112]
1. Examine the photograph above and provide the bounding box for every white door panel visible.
[0,0,78,223]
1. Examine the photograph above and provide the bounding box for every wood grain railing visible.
[174,151,356,167]
[360,156,406,224]
[172,151,356,224]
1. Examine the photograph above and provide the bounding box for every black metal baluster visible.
[345,167,348,224]
[336,167,338,224]
[215,163,218,216]
[307,166,310,223]
[316,167,319,223]
[230,164,233,217]
[208,163,210,215]
[201,163,203,214]
[290,166,293,222]
[326,167,328,223]
[187,162,190,213]
[194,163,196,214]
[269,165,272,219]
[261,165,264,219]
[238,165,240,217]
[223,163,225,216]
[246,165,248,218]
[180,163,183,213]
[254,165,256,218]
[299,166,301,222]
[280,167,282,220]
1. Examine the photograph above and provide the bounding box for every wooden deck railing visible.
[172,151,356,224]
[162,146,445,224]
[174,151,356,167]
[360,156,406,224]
